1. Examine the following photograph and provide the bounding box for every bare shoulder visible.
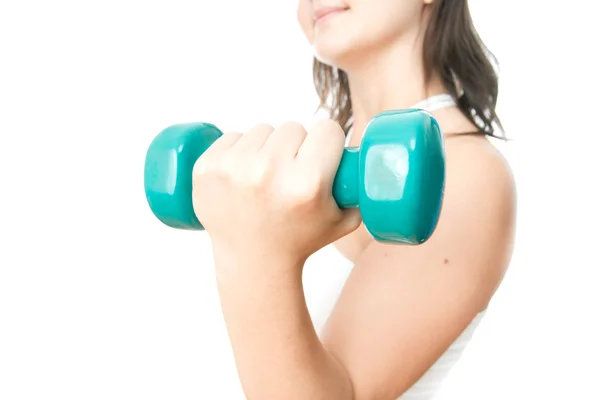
[445,133,516,199]
[443,133,517,254]
[445,135,516,211]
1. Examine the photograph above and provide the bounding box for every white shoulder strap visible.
[345,93,456,146]
[411,93,457,112]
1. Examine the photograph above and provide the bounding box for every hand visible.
[191,119,362,269]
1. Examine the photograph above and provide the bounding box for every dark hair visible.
[312,0,504,140]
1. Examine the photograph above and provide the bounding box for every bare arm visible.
[214,251,354,400]
[206,128,516,400]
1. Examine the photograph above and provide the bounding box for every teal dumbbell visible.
[144,109,445,244]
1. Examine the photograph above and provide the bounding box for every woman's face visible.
[297,0,427,68]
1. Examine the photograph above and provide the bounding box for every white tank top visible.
[302,94,486,399]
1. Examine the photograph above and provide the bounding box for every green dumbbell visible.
[144,109,445,244]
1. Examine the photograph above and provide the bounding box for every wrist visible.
[211,242,306,285]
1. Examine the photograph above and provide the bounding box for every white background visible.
[1,1,599,399]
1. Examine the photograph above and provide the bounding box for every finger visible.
[341,208,362,231]
[333,208,363,240]
[202,131,243,159]
[230,123,275,156]
[194,131,242,174]
[261,121,307,161]
[296,119,346,184]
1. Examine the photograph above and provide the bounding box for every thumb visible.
[335,207,362,237]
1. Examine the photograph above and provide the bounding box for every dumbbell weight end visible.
[144,122,223,230]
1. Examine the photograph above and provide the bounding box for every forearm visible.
[214,249,354,400]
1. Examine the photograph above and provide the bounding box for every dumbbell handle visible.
[144,123,361,230]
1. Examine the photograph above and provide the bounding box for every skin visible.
[192,1,517,399]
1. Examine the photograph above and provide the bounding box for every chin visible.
[312,33,371,71]
[311,23,381,71]
[314,42,351,69]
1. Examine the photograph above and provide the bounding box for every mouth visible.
[313,5,350,24]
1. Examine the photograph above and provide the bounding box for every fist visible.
[191,119,361,262]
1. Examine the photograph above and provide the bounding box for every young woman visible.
[192,0,516,399]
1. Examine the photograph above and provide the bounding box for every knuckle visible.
[218,152,238,177]
[220,131,243,145]
[233,155,275,193]
[250,123,275,134]
[223,130,243,138]
[193,155,209,176]
[278,120,307,135]
[246,162,271,190]
[311,118,345,140]
[283,170,322,208]
[193,151,217,180]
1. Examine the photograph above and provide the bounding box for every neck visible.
[344,35,448,140]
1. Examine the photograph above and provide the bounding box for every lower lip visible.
[315,9,348,24]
